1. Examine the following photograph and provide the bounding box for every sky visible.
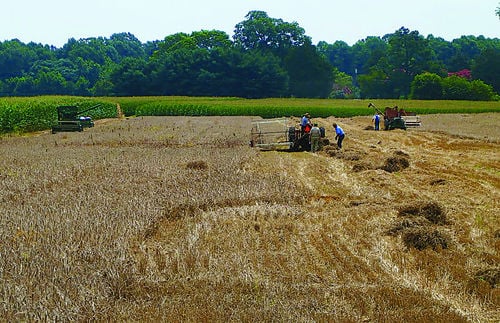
[2,0,499,47]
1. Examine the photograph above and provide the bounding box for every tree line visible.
[0,11,499,100]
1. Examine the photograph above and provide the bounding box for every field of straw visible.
[0,113,498,321]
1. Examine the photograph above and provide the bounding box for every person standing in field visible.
[309,123,321,153]
[301,113,312,134]
[333,123,345,149]
[372,112,381,130]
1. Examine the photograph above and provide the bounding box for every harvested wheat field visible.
[0,113,499,321]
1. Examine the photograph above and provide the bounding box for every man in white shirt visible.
[309,123,321,152]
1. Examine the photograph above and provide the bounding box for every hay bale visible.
[352,162,372,172]
[398,204,421,217]
[420,202,447,224]
[402,227,450,250]
[320,138,330,146]
[467,268,500,299]
[474,268,500,288]
[386,217,431,236]
[393,150,410,158]
[325,147,362,161]
[324,145,337,153]
[379,156,409,173]
[325,147,339,157]
[344,152,361,161]
[186,160,208,170]
[430,178,446,186]
[398,202,447,225]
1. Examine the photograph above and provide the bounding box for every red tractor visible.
[368,103,421,130]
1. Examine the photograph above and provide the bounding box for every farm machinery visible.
[250,118,326,151]
[368,102,421,130]
[51,104,101,133]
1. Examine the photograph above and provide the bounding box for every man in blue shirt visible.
[333,123,345,149]
[372,113,381,130]
[300,113,311,134]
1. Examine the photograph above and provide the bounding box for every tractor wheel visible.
[288,127,296,142]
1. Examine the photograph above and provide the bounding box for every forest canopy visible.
[0,11,499,100]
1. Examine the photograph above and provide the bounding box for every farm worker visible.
[372,113,381,130]
[333,123,345,149]
[309,123,321,152]
[301,113,312,134]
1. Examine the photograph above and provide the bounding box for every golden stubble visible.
[0,114,498,321]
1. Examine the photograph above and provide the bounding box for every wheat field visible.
[0,114,498,321]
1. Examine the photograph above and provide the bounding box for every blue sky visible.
[2,0,499,47]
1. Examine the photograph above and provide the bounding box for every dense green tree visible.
[74,76,90,96]
[232,49,288,98]
[36,70,68,95]
[447,36,481,72]
[58,37,120,65]
[410,72,443,99]
[156,33,192,54]
[190,30,233,50]
[426,35,453,75]
[440,75,495,101]
[2,76,36,96]
[384,27,434,97]
[91,76,114,96]
[149,40,288,98]
[317,41,354,75]
[110,57,148,96]
[108,32,146,59]
[358,69,392,99]
[284,41,333,98]
[143,40,161,57]
[149,27,291,98]
[351,37,388,77]
[233,11,310,57]
[29,57,101,94]
[0,40,52,80]
[149,32,211,95]
[330,69,358,99]
[469,80,495,101]
[472,48,500,93]
[0,18,499,99]
[233,11,331,97]
[441,76,472,100]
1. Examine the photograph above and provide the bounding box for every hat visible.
[305,113,310,117]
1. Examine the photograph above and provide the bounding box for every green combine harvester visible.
[51,104,100,134]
